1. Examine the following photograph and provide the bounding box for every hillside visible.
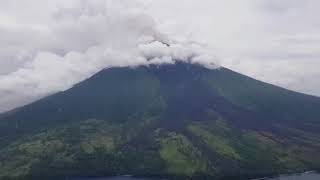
[0,62,320,179]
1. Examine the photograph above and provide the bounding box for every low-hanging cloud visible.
[0,0,218,112]
[1,0,320,112]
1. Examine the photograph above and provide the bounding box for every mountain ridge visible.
[0,62,319,179]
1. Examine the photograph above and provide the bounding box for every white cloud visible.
[0,0,320,112]
[0,0,218,112]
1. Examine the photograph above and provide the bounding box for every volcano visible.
[0,62,320,179]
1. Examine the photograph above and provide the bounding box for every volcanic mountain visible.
[0,62,320,179]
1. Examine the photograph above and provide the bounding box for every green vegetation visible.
[158,132,209,176]
[0,62,319,179]
[188,123,241,160]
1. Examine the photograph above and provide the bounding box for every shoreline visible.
[251,170,319,180]
[69,170,320,180]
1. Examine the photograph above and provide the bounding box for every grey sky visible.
[0,0,320,112]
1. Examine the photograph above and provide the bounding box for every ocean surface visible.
[70,177,160,180]
[266,172,320,180]
[71,172,320,180]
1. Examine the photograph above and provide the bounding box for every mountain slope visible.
[0,62,320,179]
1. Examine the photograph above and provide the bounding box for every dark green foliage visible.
[0,62,319,179]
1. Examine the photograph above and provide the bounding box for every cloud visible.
[0,0,218,112]
[0,0,320,112]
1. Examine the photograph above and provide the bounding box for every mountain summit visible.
[0,62,320,179]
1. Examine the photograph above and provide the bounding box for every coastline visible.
[68,170,320,180]
[250,170,319,180]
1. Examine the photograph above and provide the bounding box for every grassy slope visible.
[1,117,320,180]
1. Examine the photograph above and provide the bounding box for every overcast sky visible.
[0,0,320,112]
